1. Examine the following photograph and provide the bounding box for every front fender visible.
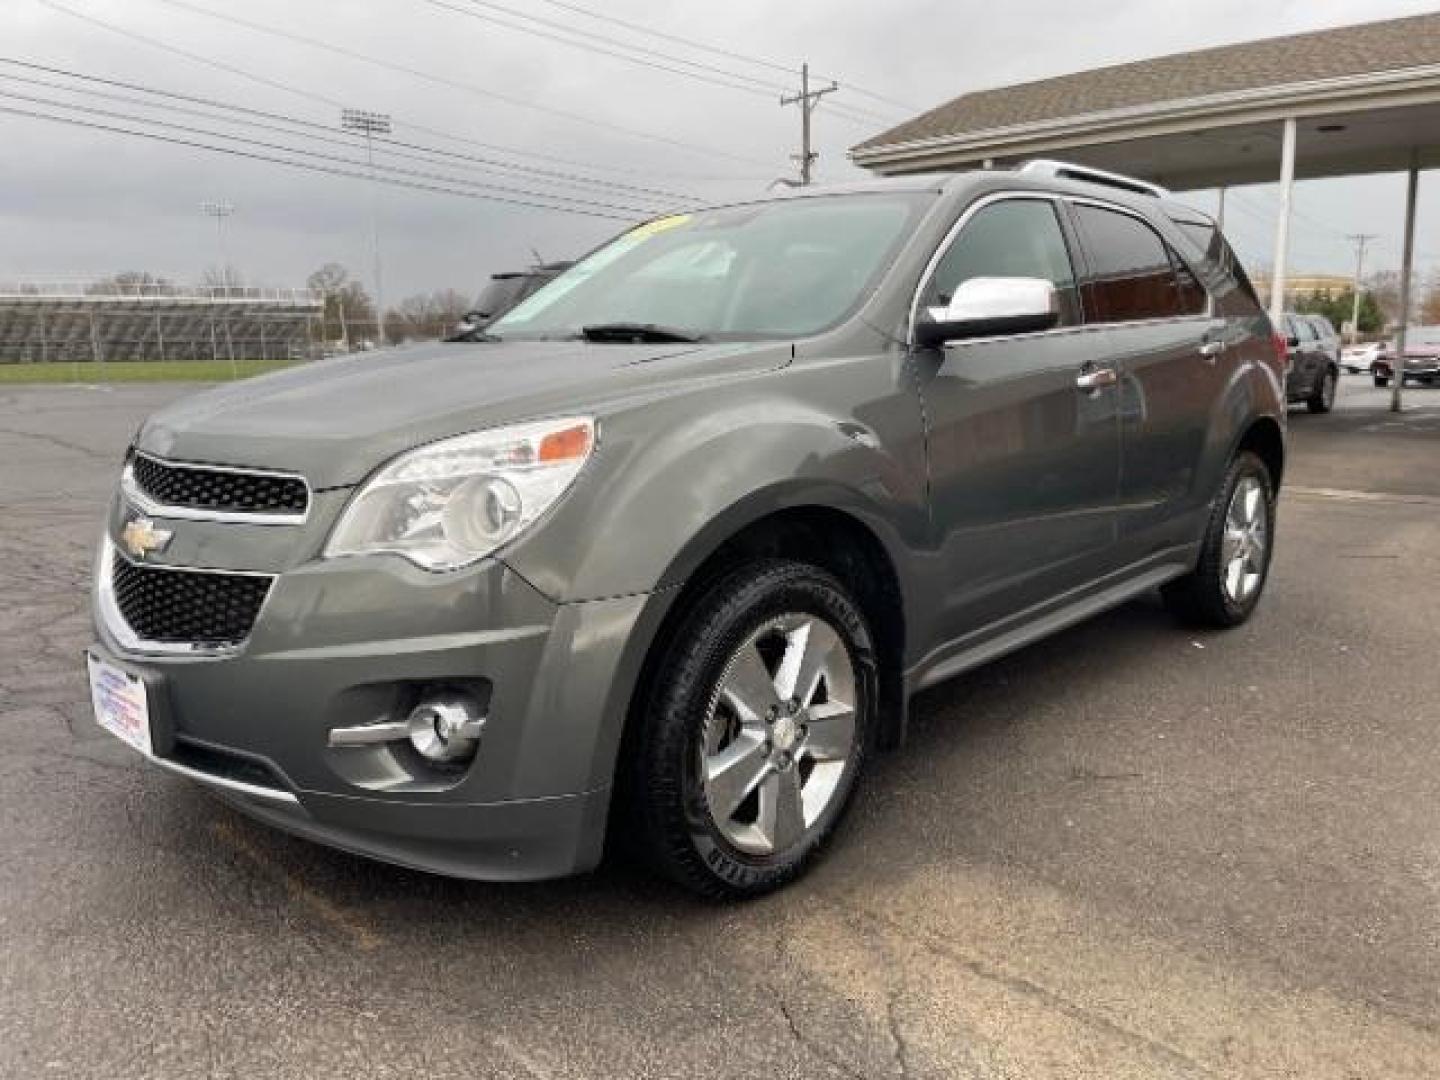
[502,373,928,604]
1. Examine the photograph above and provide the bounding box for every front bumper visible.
[1375,359,1440,379]
[91,548,651,880]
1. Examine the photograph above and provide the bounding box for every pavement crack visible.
[885,992,912,1079]
[768,983,870,1080]
[847,904,1218,1079]
[0,425,111,461]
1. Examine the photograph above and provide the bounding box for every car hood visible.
[136,339,787,488]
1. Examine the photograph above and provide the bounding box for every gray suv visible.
[87,162,1285,897]
[1282,313,1340,412]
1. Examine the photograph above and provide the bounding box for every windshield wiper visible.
[580,322,705,344]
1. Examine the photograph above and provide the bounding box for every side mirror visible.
[916,277,1060,348]
[1286,335,1300,348]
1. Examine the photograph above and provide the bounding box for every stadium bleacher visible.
[0,279,323,364]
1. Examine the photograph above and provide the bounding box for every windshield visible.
[489,193,930,341]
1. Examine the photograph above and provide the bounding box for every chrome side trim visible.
[147,752,300,805]
[96,538,275,657]
[123,451,311,525]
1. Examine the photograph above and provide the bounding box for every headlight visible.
[324,417,595,570]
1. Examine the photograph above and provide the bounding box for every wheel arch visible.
[1233,414,1285,491]
[647,499,908,740]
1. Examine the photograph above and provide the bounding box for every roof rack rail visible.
[1018,160,1169,198]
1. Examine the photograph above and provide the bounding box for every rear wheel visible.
[1307,368,1337,413]
[1374,373,1390,388]
[625,560,874,898]
[1162,451,1275,628]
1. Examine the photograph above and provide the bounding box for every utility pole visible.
[200,200,236,290]
[341,108,391,346]
[1345,232,1378,345]
[780,64,837,186]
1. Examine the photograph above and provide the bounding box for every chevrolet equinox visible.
[88,162,1286,898]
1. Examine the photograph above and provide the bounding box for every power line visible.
[0,103,637,219]
[126,0,776,167]
[419,0,896,130]
[0,59,690,203]
[0,89,656,217]
[419,0,908,128]
[421,0,788,96]
[527,0,922,114]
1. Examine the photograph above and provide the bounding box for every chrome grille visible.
[129,453,309,518]
[111,555,272,647]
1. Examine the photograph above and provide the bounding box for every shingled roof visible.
[853,13,1440,154]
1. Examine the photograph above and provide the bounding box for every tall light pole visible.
[200,200,235,289]
[341,108,391,346]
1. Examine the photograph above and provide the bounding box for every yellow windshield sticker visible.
[629,213,692,239]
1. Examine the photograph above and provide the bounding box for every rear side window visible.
[921,198,1081,327]
[1173,219,1262,315]
[1073,204,1201,323]
[1168,250,1208,315]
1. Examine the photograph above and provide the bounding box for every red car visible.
[1372,328,1440,387]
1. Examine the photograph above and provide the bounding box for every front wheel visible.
[1162,451,1275,627]
[625,560,875,898]
[1374,374,1390,388]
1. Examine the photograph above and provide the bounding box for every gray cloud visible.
[2,0,1436,303]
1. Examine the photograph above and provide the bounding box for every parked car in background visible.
[1340,339,1389,375]
[1283,313,1339,412]
[1371,327,1440,387]
[445,262,572,342]
[86,163,1286,897]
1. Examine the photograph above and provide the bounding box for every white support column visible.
[1268,118,1297,328]
[1216,186,1227,232]
[1393,150,1419,414]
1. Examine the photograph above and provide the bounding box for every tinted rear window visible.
[1074,204,1193,323]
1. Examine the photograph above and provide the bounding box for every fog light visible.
[406,695,484,763]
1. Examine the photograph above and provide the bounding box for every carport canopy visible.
[851,13,1440,411]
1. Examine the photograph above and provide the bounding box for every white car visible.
[1341,341,1390,374]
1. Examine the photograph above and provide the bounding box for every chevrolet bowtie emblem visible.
[121,517,172,560]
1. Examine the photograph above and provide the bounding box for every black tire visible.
[624,559,875,899]
[1374,374,1390,388]
[1307,367,1337,413]
[1162,451,1276,628]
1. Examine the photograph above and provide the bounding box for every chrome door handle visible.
[1075,366,1118,391]
[1198,341,1225,361]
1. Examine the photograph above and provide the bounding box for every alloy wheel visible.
[1220,476,1268,604]
[700,614,857,856]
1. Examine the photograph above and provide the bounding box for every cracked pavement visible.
[2,378,1438,1078]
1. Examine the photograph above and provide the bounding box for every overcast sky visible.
[2,0,1437,304]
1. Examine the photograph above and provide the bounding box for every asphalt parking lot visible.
[2,374,1438,1079]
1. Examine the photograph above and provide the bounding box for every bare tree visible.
[201,264,246,294]
[86,271,174,297]
[1419,270,1440,327]
[1365,270,1403,328]
[385,289,475,343]
[306,263,374,346]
